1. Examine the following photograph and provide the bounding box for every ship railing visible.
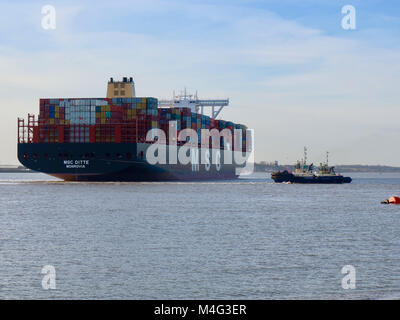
[18,114,38,144]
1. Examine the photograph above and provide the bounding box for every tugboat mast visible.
[304,146,307,166]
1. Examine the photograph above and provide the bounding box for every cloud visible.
[1,0,400,165]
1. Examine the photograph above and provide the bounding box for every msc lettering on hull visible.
[64,160,90,169]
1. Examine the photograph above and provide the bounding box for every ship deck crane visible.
[158,88,229,118]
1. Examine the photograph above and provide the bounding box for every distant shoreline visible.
[0,166,32,173]
[257,164,400,173]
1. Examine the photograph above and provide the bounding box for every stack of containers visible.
[39,99,62,142]
[196,114,201,144]
[65,99,103,143]
[147,98,159,135]
[95,105,110,125]
[171,108,182,131]
[39,99,65,125]
[136,98,147,141]
[36,97,248,149]
[191,113,197,138]
[158,108,169,126]
[217,120,227,148]
[233,123,243,152]
[225,121,234,149]
[158,108,171,143]
[181,108,191,130]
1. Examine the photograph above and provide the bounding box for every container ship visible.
[18,77,251,181]
[271,148,352,184]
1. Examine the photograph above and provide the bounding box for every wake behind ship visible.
[18,77,251,181]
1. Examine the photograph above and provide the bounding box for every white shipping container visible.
[96,100,108,106]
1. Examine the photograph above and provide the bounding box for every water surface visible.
[1,172,400,299]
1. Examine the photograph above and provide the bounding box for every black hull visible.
[271,171,352,184]
[18,143,244,181]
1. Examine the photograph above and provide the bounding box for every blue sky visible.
[1,0,400,165]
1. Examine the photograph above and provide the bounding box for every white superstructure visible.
[158,88,229,118]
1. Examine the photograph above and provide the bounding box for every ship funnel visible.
[131,77,136,97]
[106,76,136,98]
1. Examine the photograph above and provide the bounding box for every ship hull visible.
[18,143,244,181]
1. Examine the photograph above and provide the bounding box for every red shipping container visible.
[111,105,121,112]
[115,125,121,143]
[33,127,39,143]
[57,126,64,143]
[89,126,96,143]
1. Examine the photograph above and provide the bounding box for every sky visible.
[0,0,400,165]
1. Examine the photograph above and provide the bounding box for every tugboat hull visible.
[271,171,352,184]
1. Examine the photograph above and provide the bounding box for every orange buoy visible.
[389,196,400,204]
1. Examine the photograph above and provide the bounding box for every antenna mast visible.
[304,146,307,165]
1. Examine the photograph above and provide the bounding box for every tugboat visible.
[271,148,352,184]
